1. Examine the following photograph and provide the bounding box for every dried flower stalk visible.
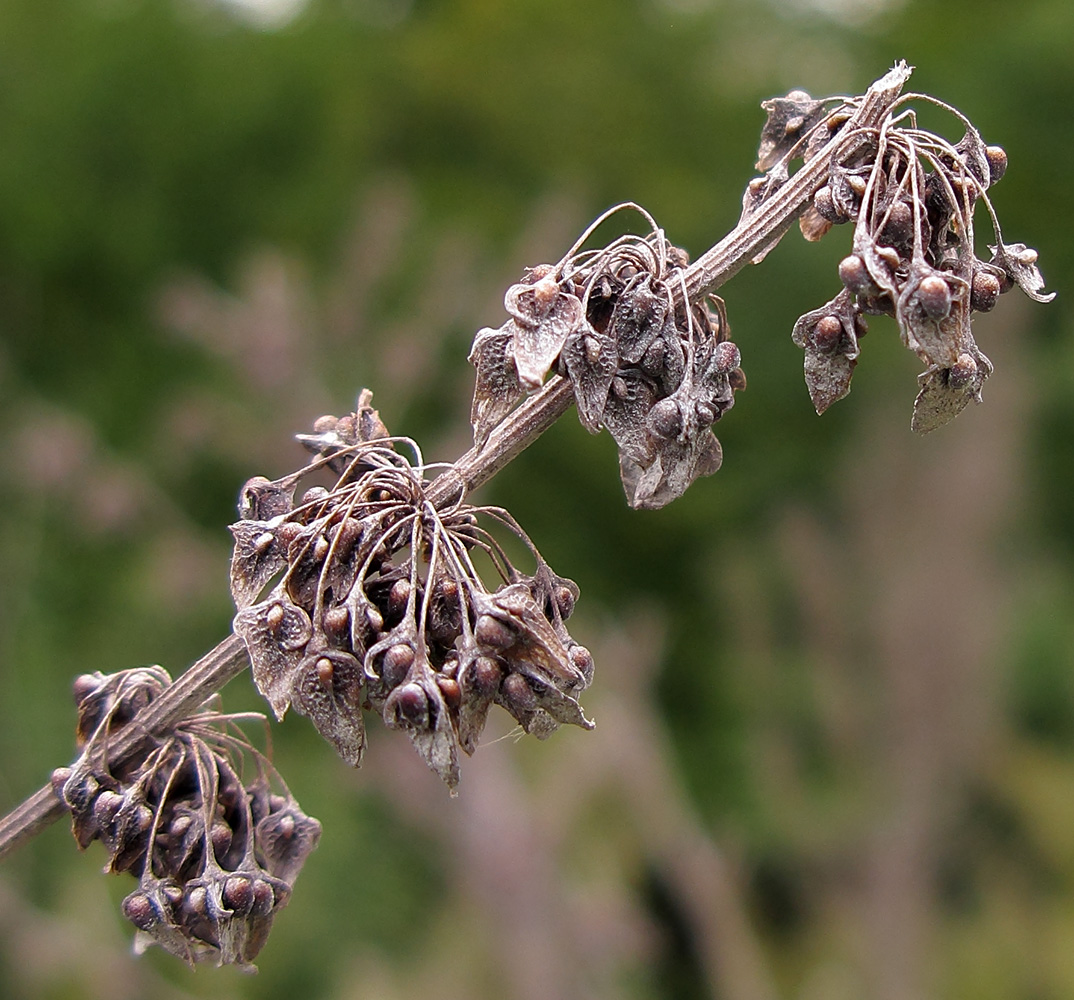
[0,61,1051,969]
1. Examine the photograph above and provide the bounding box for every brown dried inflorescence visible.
[742,74,1053,431]
[51,667,319,970]
[469,206,746,509]
[229,391,594,792]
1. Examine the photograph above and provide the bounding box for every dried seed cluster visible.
[229,392,594,792]
[51,667,319,969]
[469,206,746,509]
[746,79,1051,430]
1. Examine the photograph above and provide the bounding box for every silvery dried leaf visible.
[756,90,829,171]
[456,646,501,756]
[562,323,618,433]
[469,325,523,447]
[911,348,992,434]
[791,289,862,414]
[619,431,722,510]
[610,274,671,366]
[256,804,322,883]
[602,370,659,465]
[514,662,594,731]
[238,476,294,521]
[289,648,366,767]
[989,242,1055,303]
[895,267,971,368]
[504,281,585,389]
[955,127,991,189]
[233,597,312,719]
[799,204,833,242]
[229,520,288,610]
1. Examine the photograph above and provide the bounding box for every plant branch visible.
[0,63,912,863]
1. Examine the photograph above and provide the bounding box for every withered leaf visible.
[791,289,862,414]
[989,242,1055,303]
[756,90,830,171]
[256,805,322,883]
[911,348,993,434]
[233,597,312,719]
[469,325,523,448]
[619,431,722,510]
[611,274,671,366]
[562,322,618,433]
[602,370,659,465]
[895,267,971,368]
[507,286,584,390]
[229,519,288,610]
[289,648,366,767]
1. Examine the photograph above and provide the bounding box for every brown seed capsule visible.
[322,606,350,644]
[223,875,255,914]
[880,199,914,247]
[971,271,1001,313]
[695,402,715,426]
[647,398,683,440]
[728,368,747,391]
[266,602,286,632]
[381,643,415,688]
[467,656,503,697]
[917,274,952,321]
[568,645,595,685]
[275,520,303,548]
[94,790,124,829]
[387,579,411,622]
[838,255,877,297]
[813,185,847,223]
[122,891,157,931]
[713,341,741,372]
[390,682,429,728]
[301,486,330,507]
[554,585,576,620]
[312,414,337,433]
[847,174,867,198]
[71,674,101,706]
[501,673,538,713]
[186,884,210,918]
[251,878,276,916]
[211,821,233,860]
[316,657,334,686]
[948,352,978,390]
[312,535,330,562]
[475,614,515,650]
[811,315,843,353]
[986,145,1008,184]
[436,676,462,711]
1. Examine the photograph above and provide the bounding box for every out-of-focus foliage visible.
[1,0,1072,997]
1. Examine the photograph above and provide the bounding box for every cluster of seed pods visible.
[228,392,594,791]
[51,667,320,969]
[469,207,747,509]
[744,83,1051,430]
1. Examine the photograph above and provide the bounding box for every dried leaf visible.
[507,287,584,389]
[561,323,617,433]
[229,520,288,610]
[289,648,366,767]
[233,597,312,719]
[911,348,992,434]
[756,90,830,171]
[791,289,862,414]
[619,431,722,510]
[610,274,670,366]
[602,370,659,465]
[468,325,523,448]
[989,242,1055,303]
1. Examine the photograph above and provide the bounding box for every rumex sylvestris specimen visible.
[10,61,1050,972]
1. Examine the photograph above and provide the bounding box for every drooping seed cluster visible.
[229,391,594,792]
[51,667,320,969]
[745,82,1051,430]
[469,206,747,509]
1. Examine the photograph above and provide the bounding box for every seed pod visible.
[466,655,503,698]
[879,199,914,248]
[436,676,461,711]
[985,145,1008,184]
[501,673,538,714]
[322,606,350,645]
[380,643,415,688]
[475,614,515,651]
[647,398,683,440]
[568,645,595,686]
[838,255,878,297]
[386,682,430,729]
[971,271,1001,313]
[223,876,255,915]
[122,891,158,932]
[813,185,847,223]
[811,315,843,353]
[554,585,576,620]
[948,352,978,390]
[917,274,952,321]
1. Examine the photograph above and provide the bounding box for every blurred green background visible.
[1,1,1072,998]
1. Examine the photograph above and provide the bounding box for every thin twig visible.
[0,64,912,863]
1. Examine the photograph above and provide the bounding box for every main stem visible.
[0,63,910,863]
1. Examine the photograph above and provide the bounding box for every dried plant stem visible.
[0,64,911,863]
